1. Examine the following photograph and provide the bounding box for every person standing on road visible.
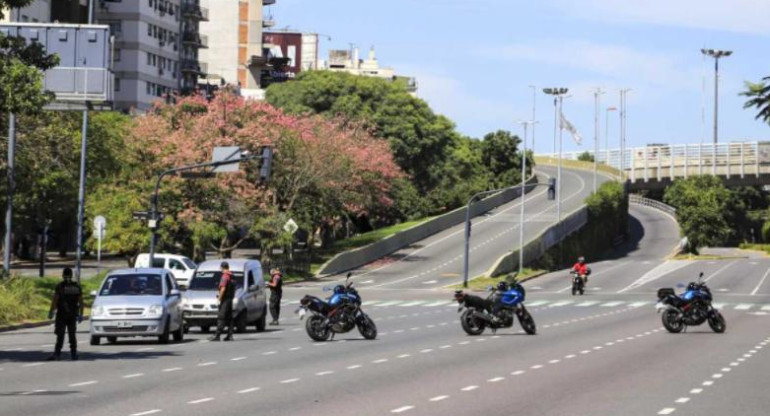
[267,268,283,325]
[47,267,83,361]
[210,261,236,341]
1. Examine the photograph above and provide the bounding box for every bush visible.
[663,176,733,253]
[577,151,595,162]
[0,278,46,325]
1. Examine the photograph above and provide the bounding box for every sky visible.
[270,0,770,154]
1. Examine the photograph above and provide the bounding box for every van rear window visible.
[188,271,244,290]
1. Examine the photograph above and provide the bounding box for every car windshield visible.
[182,258,197,269]
[100,274,163,296]
[188,271,244,291]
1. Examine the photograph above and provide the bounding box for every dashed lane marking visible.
[391,406,415,413]
[280,378,300,384]
[187,398,214,405]
[237,387,260,394]
[69,380,97,387]
[130,410,161,416]
[658,408,676,415]
[429,396,449,402]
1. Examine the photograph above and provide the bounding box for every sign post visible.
[93,216,106,276]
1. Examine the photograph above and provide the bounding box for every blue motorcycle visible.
[454,279,536,335]
[297,273,377,341]
[656,272,726,333]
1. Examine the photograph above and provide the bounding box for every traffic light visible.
[548,178,556,200]
[259,146,273,184]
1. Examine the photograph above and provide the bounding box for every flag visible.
[560,112,582,145]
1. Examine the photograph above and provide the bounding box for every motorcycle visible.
[656,272,726,334]
[570,270,585,296]
[454,279,536,336]
[296,273,377,341]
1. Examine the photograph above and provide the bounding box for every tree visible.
[0,30,60,115]
[577,151,595,162]
[742,78,770,125]
[663,176,734,253]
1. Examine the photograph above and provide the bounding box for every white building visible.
[0,0,50,23]
[319,46,417,95]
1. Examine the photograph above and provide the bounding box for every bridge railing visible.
[549,141,770,183]
[629,194,677,218]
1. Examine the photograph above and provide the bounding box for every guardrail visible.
[628,194,677,218]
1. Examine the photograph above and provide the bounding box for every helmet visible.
[62,267,73,280]
[578,256,585,264]
[220,261,229,270]
[497,281,509,292]
[333,285,345,294]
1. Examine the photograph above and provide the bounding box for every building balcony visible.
[182,31,208,48]
[182,3,209,21]
[181,59,207,76]
[263,0,277,5]
[263,19,276,28]
[248,55,268,67]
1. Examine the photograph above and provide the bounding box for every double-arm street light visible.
[542,87,569,221]
[517,120,538,275]
[701,49,732,146]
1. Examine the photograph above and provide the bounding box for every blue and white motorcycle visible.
[296,273,377,341]
[454,279,536,335]
[656,272,726,333]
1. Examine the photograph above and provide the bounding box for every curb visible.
[0,316,90,333]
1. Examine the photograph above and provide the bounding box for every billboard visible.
[262,31,303,85]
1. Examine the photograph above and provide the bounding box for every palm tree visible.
[742,77,770,124]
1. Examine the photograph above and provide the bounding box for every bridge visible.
[548,141,770,190]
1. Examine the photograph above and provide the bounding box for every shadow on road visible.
[0,390,79,396]
[596,213,645,262]
[0,349,179,363]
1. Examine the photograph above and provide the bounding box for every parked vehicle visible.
[181,259,267,333]
[134,253,197,288]
[89,268,184,345]
[570,270,585,296]
[454,279,536,336]
[656,272,726,333]
[296,273,377,341]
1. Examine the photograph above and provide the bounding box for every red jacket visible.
[572,263,589,276]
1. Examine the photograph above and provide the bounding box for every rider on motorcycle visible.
[572,256,590,287]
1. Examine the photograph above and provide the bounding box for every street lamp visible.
[542,87,569,221]
[605,107,617,168]
[701,48,732,145]
[593,88,605,192]
[517,120,537,275]
[528,85,537,152]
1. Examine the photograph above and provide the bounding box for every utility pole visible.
[543,88,569,221]
[593,88,605,192]
[3,113,15,276]
[605,107,616,169]
[517,120,537,275]
[528,85,537,152]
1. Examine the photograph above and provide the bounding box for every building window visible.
[108,21,122,35]
[21,15,28,22]
[114,49,121,62]
[147,52,151,65]
[146,81,151,95]
[114,78,121,92]
[147,23,152,36]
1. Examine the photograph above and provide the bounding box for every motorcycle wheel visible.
[571,285,577,296]
[708,311,726,333]
[357,315,378,340]
[519,310,537,335]
[460,310,486,336]
[662,309,684,333]
[305,315,331,342]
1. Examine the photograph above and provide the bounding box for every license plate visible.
[116,321,133,328]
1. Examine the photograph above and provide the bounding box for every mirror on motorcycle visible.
[698,272,704,280]
[676,283,686,288]
[322,286,331,292]
[487,285,495,292]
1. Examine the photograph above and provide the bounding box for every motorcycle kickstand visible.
[330,333,336,341]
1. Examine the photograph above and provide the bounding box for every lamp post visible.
[542,87,569,221]
[701,49,732,145]
[528,85,537,152]
[605,107,617,169]
[517,120,537,275]
[619,89,631,180]
[593,88,605,192]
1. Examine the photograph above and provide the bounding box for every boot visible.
[46,353,61,361]
[208,335,221,341]
[223,335,233,341]
[70,350,79,361]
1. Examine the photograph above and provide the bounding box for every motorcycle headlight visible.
[233,298,239,307]
[91,305,105,317]
[146,304,164,318]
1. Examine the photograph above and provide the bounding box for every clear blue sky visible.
[272,0,770,154]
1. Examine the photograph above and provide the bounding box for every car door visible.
[164,273,181,330]
[245,268,259,321]
[168,258,186,282]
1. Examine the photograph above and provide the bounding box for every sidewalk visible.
[9,253,130,279]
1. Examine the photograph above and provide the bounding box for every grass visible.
[0,275,103,327]
[738,243,770,256]
[449,268,546,290]
[534,156,622,178]
[671,253,742,261]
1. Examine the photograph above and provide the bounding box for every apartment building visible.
[0,0,50,23]
[321,46,417,95]
[2,0,209,111]
[199,0,277,99]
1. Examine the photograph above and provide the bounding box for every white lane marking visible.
[761,305,770,311]
[316,371,334,376]
[618,261,692,293]
[198,362,217,367]
[429,395,449,402]
[373,359,389,364]
[527,300,550,307]
[69,380,97,387]
[347,365,362,370]
[690,388,703,394]
[703,261,737,283]
[531,364,543,369]
[550,300,573,307]
[601,301,624,307]
[162,367,182,372]
[420,349,434,353]
[487,377,505,383]
[703,381,714,386]
[581,350,591,354]
[629,301,649,307]
[423,280,438,284]
[426,301,452,307]
[280,378,300,384]
[391,406,414,413]
[577,301,600,307]
[511,370,525,375]
[658,408,676,415]
[187,398,214,405]
[263,351,277,355]
[751,268,770,295]
[439,345,452,349]
[377,301,403,307]
[712,374,723,379]
[565,354,576,359]
[22,363,44,367]
[461,385,479,392]
[131,410,161,416]
[400,301,426,307]
[289,347,302,351]
[238,387,260,394]
[398,354,411,358]
[20,389,47,395]
[231,357,246,361]
[136,347,154,352]
[735,304,753,310]
[122,373,144,379]
[675,398,690,404]
[549,359,560,364]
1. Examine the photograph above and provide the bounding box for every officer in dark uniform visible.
[47,267,83,361]
[267,268,283,325]
[210,261,236,341]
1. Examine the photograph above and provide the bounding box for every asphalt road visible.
[4,172,770,416]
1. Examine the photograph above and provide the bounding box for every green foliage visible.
[0,31,60,115]
[762,222,770,243]
[577,151,595,162]
[742,79,770,125]
[664,176,734,253]
[0,276,102,326]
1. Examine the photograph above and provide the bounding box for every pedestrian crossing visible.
[281,298,770,312]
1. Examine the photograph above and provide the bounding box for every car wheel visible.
[256,304,267,332]
[173,322,184,342]
[200,325,210,333]
[235,310,248,333]
[158,320,170,344]
[90,335,101,346]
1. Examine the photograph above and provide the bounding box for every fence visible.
[317,176,539,276]
[628,194,677,218]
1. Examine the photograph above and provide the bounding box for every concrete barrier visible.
[317,176,539,276]
[486,206,588,277]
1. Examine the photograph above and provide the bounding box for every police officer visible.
[47,267,83,361]
[210,261,236,341]
[267,268,283,325]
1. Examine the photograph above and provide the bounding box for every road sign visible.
[93,216,106,239]
[212,146,242,173]
[132,211,150,220]
[283,218,298,235]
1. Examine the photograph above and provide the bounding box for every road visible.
[4,170,770,416]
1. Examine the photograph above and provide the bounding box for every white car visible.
[89,268,184,345]
[134,253,196,288]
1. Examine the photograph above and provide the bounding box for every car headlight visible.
[91,305,105,317]
[146,304,164,318]
[181,298,190,308]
